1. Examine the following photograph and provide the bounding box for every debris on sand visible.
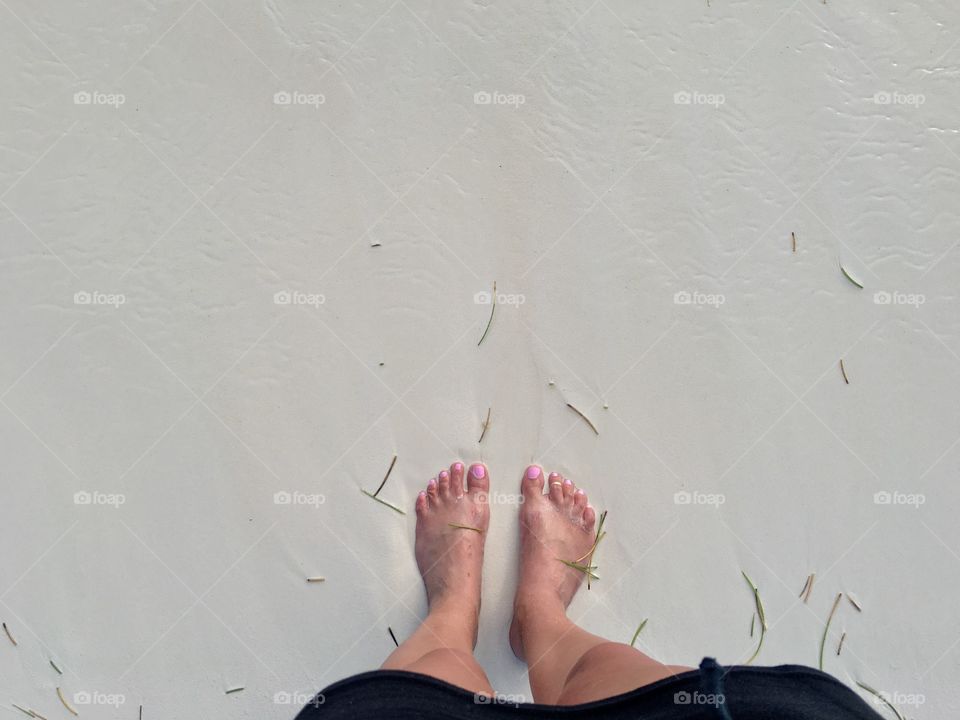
[479,407,492,443]
[477,281,497,346]
[362,455,406,514]
[819,592,843,671]
[566,403,599,436]
[840,263,864,289]
[742,571,766,664]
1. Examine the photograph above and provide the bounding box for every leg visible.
[380,461,494,695]
[509,466,691,705]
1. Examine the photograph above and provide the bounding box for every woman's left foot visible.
[414,462,490,645]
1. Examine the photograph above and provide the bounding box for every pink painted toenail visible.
[454,462,463,472]
[439,470,449,479]
[563,479,572,486]
[418,490,426,498]
[470,464,485,479]
[549,472,559,481]
[428,478,437,488]
[526,466,540,478]
[575,488,585,495]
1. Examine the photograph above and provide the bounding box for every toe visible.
[438,470,451,497]
[443,470,463,497]
[449,462,465,498]
[416,490,428,514]
[467,463,489,494]
[548,473,564,503]
[574,488,587,508]
[522,465,544,497]
[583,504,597,529]
[427,477,439,500]
[562,478,575,501]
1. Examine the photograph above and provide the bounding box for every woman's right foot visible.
[509,465,597,660]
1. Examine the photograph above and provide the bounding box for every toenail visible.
[563,479,573,487]
[470,464,485,479]
[454,462,463,472]
[418,490,426,498]
[428,478,437,488]
[575,488,585,495]
[439,470,449,479]
[549,472,559,480]
[526,466,540,478]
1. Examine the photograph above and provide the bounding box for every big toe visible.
[521,465,544,498]
[467,463,489,494]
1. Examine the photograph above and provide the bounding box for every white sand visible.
[2,2,959,718]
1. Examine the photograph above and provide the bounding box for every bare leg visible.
[509,466,691,705]
[381,461,494,696]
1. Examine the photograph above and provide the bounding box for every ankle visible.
[425,598,480,646]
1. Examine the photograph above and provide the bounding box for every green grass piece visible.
[741,571,766,664]
[630,619,648,647]
[477,281,497,346]
[856,681,905,720]
[361,489,406,514]
[819,593,842,671]
[840,263,864,289]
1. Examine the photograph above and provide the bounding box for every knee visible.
[558,643,672,705]
[406,648,494,695]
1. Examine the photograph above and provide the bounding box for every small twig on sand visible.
[566,403,599,436]
[306,577,326,583]
[388,627,399,647]
[56,688,78,716]
[225,687,244,695]
[361,490,406,515]
[791,231,797,253]
[847,594,862,612]
[742,571,766,664]
[479,407,491,443]
[839,358,849,384]
[819,593,843,671]
[3,622,17,646]
[840,263,864,289]
[478,281,497,346]
[372,455,398,498]
[630,619,648,647]
[837,631,846,656]
[49,660,62,675]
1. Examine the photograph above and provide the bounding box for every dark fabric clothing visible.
[295,657,883,719]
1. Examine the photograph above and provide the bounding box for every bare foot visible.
[510,466,596,660]
[414,461,490,646]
